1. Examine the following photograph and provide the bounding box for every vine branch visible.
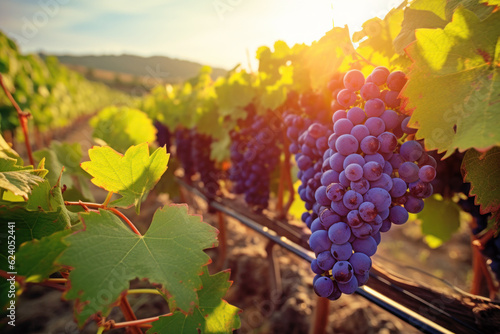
[0,73,35,166]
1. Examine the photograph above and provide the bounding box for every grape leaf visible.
[462,147,500,217]
[16,229,71,282]
[481,0,500,5]
[418,195,461,248]
[59,205,218,326]
[402,8,500,156]
[90,106,157,154]
[33,141,94,201]
[0,133,22,164]
[147,267,241,334]
[81,143,169,213]
[214,71,255,117]
[0,157,47,198]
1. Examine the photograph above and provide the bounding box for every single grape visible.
[364,187,391,211]
[314,276,334,297]
[339,171,351,188]
[351,124,370,143]
[343,153,365,168]
[387,71,407,91]
[360,83,381,101]
[345,164,364,182]
[347,107,366,125]
[363,161,383,181]
[309,230,332,253]
[400,140,424,161]
[343,189,363,210]
[327,283,342,300]
[335,134,359,155]
[317,250,336,271]
[320,209,342,229]
[343,69,365,91]
[349,252,372,275]
[329,152,346,172]
[371,66,390,86]
[359,201,377,222]
[365,98,385,117]
[338,276,359,294]
[389,205,409,225]
[404,195,424,214]
[409,180,433,198]
[419,165,436,182]
[352,236,378,256]
[380,109,400,130]
[321,169,340,186]
[328,222,352,244]
[389,153,405,169]
[360,136,381,155]
[334,118,354,135]
[399,161,420,183]
[311,259,324,274]
[355,272,370,285]
[337,89,357,108]
[350,177,370,194]
[365,117,386,136]
[331,242,353,261]
[347,210,364,228]
[370,173,393,192]
[364,153,385,167]
[297,155,313,170]
[326,183,345,201]
[389,177,407,198]
[351,222,373,238]
[333,260,354,283]
[377,132,398,153]
[401,116,417,134]
[332,109,348,123]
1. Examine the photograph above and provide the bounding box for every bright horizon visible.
[0,0,404,71]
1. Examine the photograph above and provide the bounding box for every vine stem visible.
[354,51,377,68]
[118,295,142,334]
[103,191,114,208]
[64,201,142,236]
[0,73,35,166]
[109,313,172,329]
[96,326,105,334]
[127,288,162,295]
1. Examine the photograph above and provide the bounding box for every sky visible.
[0,0,404,71]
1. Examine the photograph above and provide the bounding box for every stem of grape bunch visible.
[0,73,35,165]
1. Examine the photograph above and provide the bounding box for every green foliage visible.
[148,267,241,334]
[90,106,157,153]
[418,195,461,248]
[462,147,500,219]
[81,143,169,213]
[0,157,47,199]
[17,230,71,282]
[0,133,22,164]
[402,7,500,156]
[59,205,218,326]
[33,141,94,201]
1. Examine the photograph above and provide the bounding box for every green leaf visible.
[17,229,71,282]
[480,0,500,5]
[148,267,241,334]
[210,132,232,163]
[81,143,169,213]
[90,106,157,154]
[402,8,500,156]
[418,195,461,248]
[0,134,22,165]
[33,141,94,201]
[59,205,218,326]
[215,71,255,117]
[0,157,47,198]
[462,147,500,217]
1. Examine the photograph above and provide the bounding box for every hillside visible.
[44,54,228,83]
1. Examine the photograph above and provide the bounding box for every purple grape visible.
[365,98,385,117]
[347,210,363,228]
[311,259,324,274]
[389,205,409,225]
[338,171,350,188]
[349,252,372,275]
[380,109,400,130]
[329,152,346,172]
[321,169,340,186]
[347,107,366,125]
[405,195,424,213]
[352,236,377,256]
[338,276,359,294]
[343,153,365,168]
[327,283,342,300]
[350,178,370,194]
[337,89,357,108]
[389,178,407,198]
[333,260,354,283]
[384,90,401,108]
[332,109,347,123]
[364,187,391,211]
[400,140,423,161]
[364,153,385,166]
[382,161,393,175]
[335,134,359,155]
[343,69,365,91]
[351,124,370,143]
[370,173,393,192]
[377,132,398,153]
[363,161,383,181]
[360,83,381,100]
[334,118,354,135]
[379,208,390,220]
[345,163,364,181]
[399,161,420,183]
[331,242,353,261]
[343,190,363,210]
[359,201,377,222]
[371,66,390,86]
[360,136,381,155]
[315,186,331,206]
[297,155,313,170]
[328,222,351,245]
[409,180,433,198]
[314,276,334,297]
[320,209,342,228]
[311,218,323,233]
[326,183,345,202]
[317,250,336,271]
[365,117,386,136]
[387,71,407,91]
[419,165,436,182]
[351,223,373,239]
[401,116,417,134]
[309,230,332,253]
[380,218,391,232]
[389,153,405,169]
[355,272,370,285]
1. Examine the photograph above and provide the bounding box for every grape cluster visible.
[229,106,282,211]
[175,128,195,179]
[154,120,172,153]
[191,131,221,198]
[289,68,437,299]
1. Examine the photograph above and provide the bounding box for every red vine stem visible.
[118,295,142,334]
[109,313,172,329]
[0,73,35,166]
[64,201,142,236]
[354,51,377,68]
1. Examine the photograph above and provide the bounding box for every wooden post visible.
[309,296,329,334]
[215,210,228,271]
[265,241,282,298]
